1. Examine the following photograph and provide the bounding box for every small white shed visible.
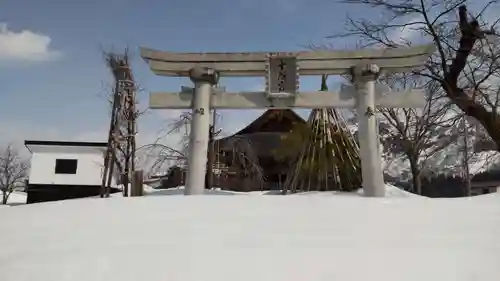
[24,140,116,203]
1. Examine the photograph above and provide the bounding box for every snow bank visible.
[1,192,499,281]
[146,186,239,196]
[151,184,420,197]
[382,183,419,197]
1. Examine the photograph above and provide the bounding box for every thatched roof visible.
[216,132,284,157]
[215,109,306,158]
[234,109,305,135]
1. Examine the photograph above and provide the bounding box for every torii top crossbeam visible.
[140,44,435,77]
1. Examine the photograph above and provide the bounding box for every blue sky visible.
[1,0,496,152]
[0,0,358,148]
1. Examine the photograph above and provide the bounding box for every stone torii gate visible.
[140,44,435,197]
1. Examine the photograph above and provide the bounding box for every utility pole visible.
[205,109,221,190]
[205,109,215,190]
[462,117,471,196]
[101,78,121,198]
[120,77,137,197]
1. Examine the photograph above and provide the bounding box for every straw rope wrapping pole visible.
[282,75,362,194]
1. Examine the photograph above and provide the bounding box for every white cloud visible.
[0,121,101,158]
[386,1,500,45]
[0,23,62,62]
[386,16,426,45]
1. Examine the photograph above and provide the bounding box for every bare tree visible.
[378,75,461,194]
[219,135,265,191]
[330,0,500,151]
[0,145,28,205]
[142,110,265,190]
[140,111,192,176]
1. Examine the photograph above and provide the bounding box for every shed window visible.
[55,159,78,174]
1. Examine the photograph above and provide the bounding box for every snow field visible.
[0,187,499,281]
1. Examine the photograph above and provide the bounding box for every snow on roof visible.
[24,140,108,148]
[1,187,499,281]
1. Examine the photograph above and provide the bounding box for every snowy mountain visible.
[346,107,500,189]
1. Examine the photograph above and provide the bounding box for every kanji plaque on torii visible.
[266,54,298,96]
[140,44,435,197]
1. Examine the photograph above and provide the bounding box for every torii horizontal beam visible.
[140,44,435,76]
[149,86,426,109]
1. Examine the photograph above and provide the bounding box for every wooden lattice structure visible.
[100,50,138,197]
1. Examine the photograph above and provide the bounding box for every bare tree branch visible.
[329,0,500,151]
[377,75,458,194]
[140,110,265,191]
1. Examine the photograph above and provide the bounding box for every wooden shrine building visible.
[214,109,306,192]
[160,108,362,193]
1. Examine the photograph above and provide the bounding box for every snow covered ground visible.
[1,185,499,281]
[0,191,27,207]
